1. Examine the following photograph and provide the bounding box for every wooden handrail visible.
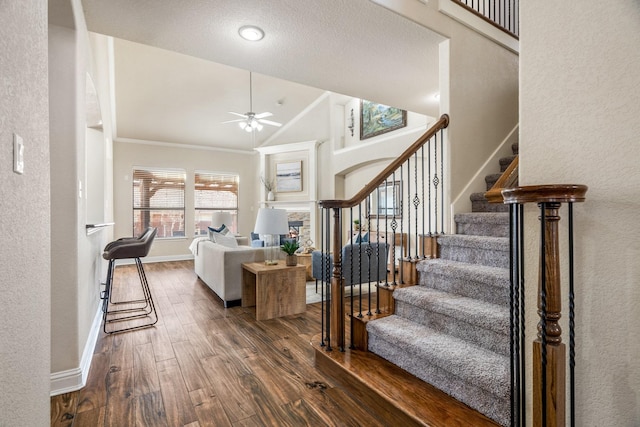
[502,184,587,204]
[319,114,449,209]
[485,155,518,204]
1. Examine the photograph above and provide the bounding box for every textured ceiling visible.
[81,0,444,150]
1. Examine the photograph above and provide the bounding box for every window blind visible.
[132,168,186,238]
[194,171,239,236]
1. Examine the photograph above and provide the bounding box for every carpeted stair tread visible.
[455,212,509,225]
[394,287,508,329]
[485,173,502,190]
[393,287,509,354]
[367,315,509,399]
[438,234,509,269]
[470,192,509,213]
[439,234,508,249]
[417,258,509,305]
[455,213,509,238]
[417,258,509,291]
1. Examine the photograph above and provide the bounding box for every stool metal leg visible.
[102,258,158,334]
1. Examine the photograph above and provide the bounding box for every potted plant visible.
[353,219,360,231]
[281,240,300,266]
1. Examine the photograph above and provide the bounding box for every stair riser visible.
[439,245,509,269]
[395,301,509,356]
[456,221,509,238]
[420,272,509,306]
[499,156,516,172]
[368,334,510,427]
[472,200,510,213]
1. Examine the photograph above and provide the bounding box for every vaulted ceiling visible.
[79,0,444,151]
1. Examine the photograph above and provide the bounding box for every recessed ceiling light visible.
[239,26,264,41]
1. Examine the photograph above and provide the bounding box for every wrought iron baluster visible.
[421,145,426,258]
[440,128,445,234]
[406,158,412,261]
[540,203,547,427]
[428,136,432,236]
[433,131,440,234]
[519,204,526,427]
[568,202,576,427]
[413,151,420,260]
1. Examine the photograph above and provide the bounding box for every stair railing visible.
[502,185,588,427]
[485,155,518,203]
[450,0,519,38]
[316,114,449,352]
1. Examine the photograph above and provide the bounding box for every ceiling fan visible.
[222,72,282,132]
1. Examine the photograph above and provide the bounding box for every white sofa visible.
[190,237,267,307]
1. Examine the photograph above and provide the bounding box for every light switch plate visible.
[13,133,24,174]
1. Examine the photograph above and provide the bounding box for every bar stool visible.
[101,227,158,334]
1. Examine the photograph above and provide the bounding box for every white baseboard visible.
[50,305,102,396]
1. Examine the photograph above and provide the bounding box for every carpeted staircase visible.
[366,143,518,426]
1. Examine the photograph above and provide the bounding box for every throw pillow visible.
[214,234,238,248]
[354,231,370,243]
[208,224,229,241]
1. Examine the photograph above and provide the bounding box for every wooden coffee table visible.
[241,261,306,320]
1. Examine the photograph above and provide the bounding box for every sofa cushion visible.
[212,233,238,248]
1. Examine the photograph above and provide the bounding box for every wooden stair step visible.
[312,336,500,427]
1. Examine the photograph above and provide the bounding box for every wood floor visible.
[51,260,495,426]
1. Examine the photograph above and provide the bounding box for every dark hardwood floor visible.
[51,260,497,426]
[51,260,388,426]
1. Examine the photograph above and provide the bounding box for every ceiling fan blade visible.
[254,112,273,119]
[258,119,282,127]
[221,119,244,124]
[227,111,248,118]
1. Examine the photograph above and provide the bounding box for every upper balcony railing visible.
[451,0,519,38]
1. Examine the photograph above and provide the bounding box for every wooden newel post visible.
[502,185,587,427]
[533,201,565,427]
[330,207,345,351]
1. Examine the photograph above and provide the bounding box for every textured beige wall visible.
[113,142,257,257]
[0,0,50,425]
[520,1,640,424]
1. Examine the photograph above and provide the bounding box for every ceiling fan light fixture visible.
[238,26,264,41]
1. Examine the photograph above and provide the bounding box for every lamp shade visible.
[254,208,289,235]
[211,211,233,229]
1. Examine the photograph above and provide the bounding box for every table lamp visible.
[211,211,233,231]
[254,208,289,265]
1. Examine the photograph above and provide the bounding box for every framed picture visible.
[368,181,402,218]
[360,100,407,140]
[276,161,302,192]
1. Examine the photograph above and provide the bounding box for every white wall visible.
[113,142,257,258]
[372,0,519,202]
[49,0,113,392]
[520,1,640,425]
[0,1,50,425]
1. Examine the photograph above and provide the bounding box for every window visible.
[194,171,239,236]
[133,168,185,238]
